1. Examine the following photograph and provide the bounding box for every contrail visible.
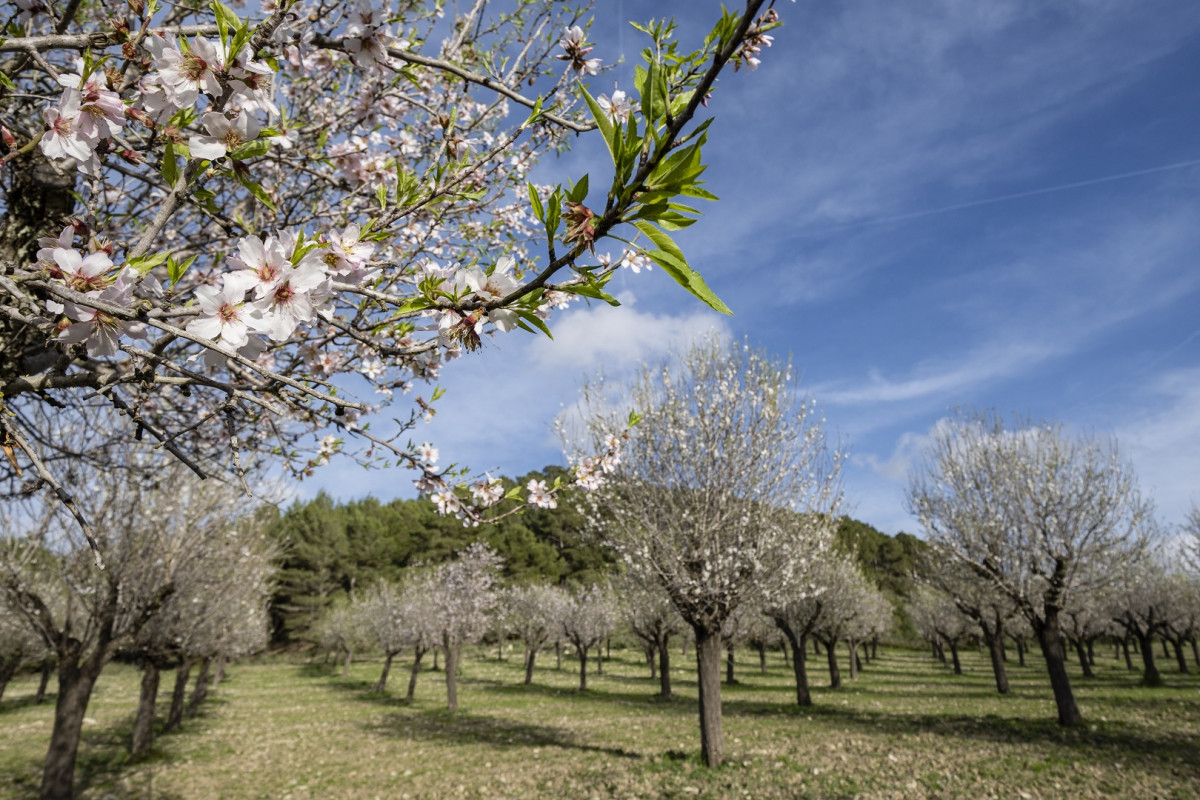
[798,157,1200,235]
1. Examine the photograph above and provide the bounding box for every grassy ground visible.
[2,643,1198,799]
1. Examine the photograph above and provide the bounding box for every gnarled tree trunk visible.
[694,626,724,768]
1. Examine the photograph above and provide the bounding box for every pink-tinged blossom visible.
[418,442,439,466]
[432,488,461,516]
[185,279,257,348]
[526,478,557,509]
[145,34,225,109]
[57,67,125,140]
[224,234,292,299]
[249,259,327,342]
[40,89,94,162]
[597,90,637,123]
[57,283,147,358]
[53,247,113,293]
[556,26,600,75]
[323,223,376,281]
[620,250,651,273]
[470,475,504,508]
[190,111,262,161]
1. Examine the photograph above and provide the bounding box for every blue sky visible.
[309,0,1200,536]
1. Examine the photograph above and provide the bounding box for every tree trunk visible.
[40,660,102,800]
[725,644,736,685]
[376,652,394,693]
[781,642,790,668]
[577,646,588,691]
[596,642,603,676]
[823,637,841,689]
[1136,631,1162,687]
[433,648,439,671]
[1190,637,1199,669]
[1122,636,1134,670]
[658,638,672,699]
[1170,638,1189,674]
[756,642,767,675]
[1073,639,1094,678]
[444,644,460,711]
[646,645,657,679]
[213,656,226,686]
[790,634,811,706]
[187,658,211,718]
[165,659,191,732]
[813,638,821,656]
[0,656,18,702]
[948,640,962,675]
[1035,614,1083,726]
[555,641,561,670]
[524,646,538,685]
[694,627,725,768]
[405,646,425,702]
[871,639,878,660]
[847,639,858,681]
[341,648,352,679]
[36,659,54,703]
[1161,638,1170,658]
[984,627,1010,694]
[131,663,160,757]
[1086,637,1096,666]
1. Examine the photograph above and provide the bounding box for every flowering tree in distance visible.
[577,335,841,767]
[908,410,1153,726]
[0,0,787,552]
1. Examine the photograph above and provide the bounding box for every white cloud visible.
[816,340,1063,407]
[1116,368,1200,524]
[529,292,729,372]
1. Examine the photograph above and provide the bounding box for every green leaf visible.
[522,94,544,128]
[375,183,388,210]
[514,308,554,339]
[527,182,545,222]
[234,170,276,211]
[168,254,198,285]
[557,280,621,307]
[211,0,239,48]
[567,174,589,205]
[126,252,170,274]
[228,138,270,160]
[580,84,620,167]
[633,221,731,315]
[160,141,179,186]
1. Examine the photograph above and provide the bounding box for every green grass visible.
[2,644,1198,799]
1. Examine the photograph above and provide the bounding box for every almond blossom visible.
[185,278,258,349]
[190,111,262,161]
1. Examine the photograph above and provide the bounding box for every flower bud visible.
[1,125,15,149]
[119,148,144,165]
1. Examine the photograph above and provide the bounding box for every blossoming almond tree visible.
[573,334,841,767]
[907,410,1154,727]
[0,0,786,552]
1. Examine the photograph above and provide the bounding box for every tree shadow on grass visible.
[721,696,1200,782]
[368,706,643,760]
[5,708,199,800]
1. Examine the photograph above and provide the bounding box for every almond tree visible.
[622,578,684,697]
[577,335,840,767]
[917,555,1015,693]
[355,579,410,693]
[427,542,503,710]
[0,438,262,800]
[500,582,566,686]
[127,519,274,753]
[908,411,1153,726]
[0,0,787,550]
[559,582,618,691]
[1107,563,1172,686]
[908,586,972,675]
